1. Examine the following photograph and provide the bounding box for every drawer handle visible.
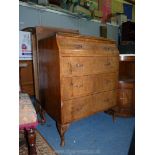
[105,79,110,83]
[74,44,83,49]
[74,84,83,88]
[76,64,83,67]
[103,47,111,51]
[104,98,110,102]
[105,62,111,66]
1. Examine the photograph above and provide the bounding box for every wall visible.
[19,2,101,37]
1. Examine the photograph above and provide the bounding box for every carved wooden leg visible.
[57,123,70,147]
[27,128,37,155]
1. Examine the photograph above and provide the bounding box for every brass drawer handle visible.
[105,79,110,83]
[104,98,110,102]
[76,64,83,67]
[74,44,83,49]
[105,62,111,66]
[74,84,83,88]
[103,47,111,51]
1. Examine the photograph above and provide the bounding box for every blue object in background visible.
[123,4,132,20]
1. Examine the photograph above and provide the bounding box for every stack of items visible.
[69,0,103,19]
[110,13,127,25]
[109,0,134,25]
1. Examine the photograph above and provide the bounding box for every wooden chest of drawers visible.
[38,33,119,146]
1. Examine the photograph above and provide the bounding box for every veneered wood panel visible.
[58,40,118,56]
[62,90,116,123]
[61,73,118,100]
[38,36,61,122]
[19,60,34,96]
[61,56,119,76]
[57,33,118,57]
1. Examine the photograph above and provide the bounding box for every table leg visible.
[27,128,37,155]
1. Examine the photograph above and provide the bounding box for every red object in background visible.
[102,0,112,23]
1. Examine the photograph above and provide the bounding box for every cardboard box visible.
[74,5,91,17]
[110,16,117,25]
[116,14,127,25]
[110,14,127,25]
[19,31,32,60]
[93,10,103,17]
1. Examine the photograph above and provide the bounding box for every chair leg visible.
[26,128,37,155]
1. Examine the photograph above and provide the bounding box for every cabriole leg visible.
[57,123,70,147]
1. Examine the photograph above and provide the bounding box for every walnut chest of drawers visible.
[38,32,119,146]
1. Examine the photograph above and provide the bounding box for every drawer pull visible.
[105,62,111,66]
[74,84,83,88]
[74,44,83,49]
[105,79,110,83]
[76,64,83,67]
[103,47,110,51]
[104,98,110,102]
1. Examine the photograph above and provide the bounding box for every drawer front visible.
[58,39,118,56]
[61,90,116,123]
[57,36,119,56]
[61,56,119,76]
[61,73,118,100]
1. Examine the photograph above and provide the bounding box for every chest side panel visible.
[38,36,61,122]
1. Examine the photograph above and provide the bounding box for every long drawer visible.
[61,73,118,100]
[61,90,117,123]
[57,35,118,56]
[61,56,119,76]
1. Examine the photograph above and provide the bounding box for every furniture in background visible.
[19,93,38,155]
[108,54,135,119]
[121,21,135,42]
[19,60,35,96]
[22,26,79,100]
[19,62,46,124]
[118,21,135,54]
[38,32,119,146]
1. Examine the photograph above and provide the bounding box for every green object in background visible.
[79,0,98,11]
[72,0,79,4]
[111,0,124,14]
[74,5,92,17]
[89,0,98,11]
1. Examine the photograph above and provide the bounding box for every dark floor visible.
[37,112,135,155]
